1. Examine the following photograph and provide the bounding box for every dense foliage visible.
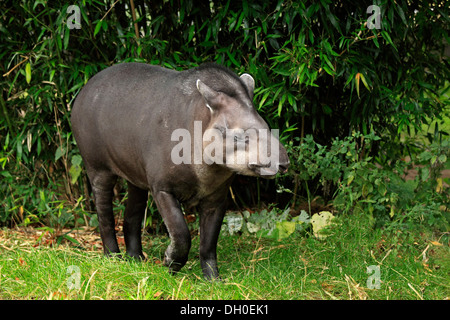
[1,0,449,233]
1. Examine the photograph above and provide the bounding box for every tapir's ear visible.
[240,73,255,100]
[196,79,219,112]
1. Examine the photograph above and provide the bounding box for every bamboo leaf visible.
[187,24,195,43]
[355,73,361,98]
[94,20,102,37]
[322,55,335,73]
[25,62,31,84]
[359,73,371,92]
[235,11,245,32]
[397,5,407,26]
[323,64,334,76]
[226,50,240,67]
[63,26,70,50]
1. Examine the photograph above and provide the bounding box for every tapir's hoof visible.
[163,257,184,274]
[104,252,123,260]
[203,274,223,282]
[201,260,221,281]
[126,253,146,262]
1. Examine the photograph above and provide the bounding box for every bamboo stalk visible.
[2,56,29,77]
[0,93,15,136]
[129,0,140,40]
[101,0,120,21]
[229,186,239,209]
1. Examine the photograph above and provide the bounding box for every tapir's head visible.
[195,66,289,178]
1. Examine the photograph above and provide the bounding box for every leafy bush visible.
[223,206,310,240]
[286,132,385,209]
[285,133,449,230]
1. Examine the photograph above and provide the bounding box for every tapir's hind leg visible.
[88,170,120,256]
[123,182,148,260]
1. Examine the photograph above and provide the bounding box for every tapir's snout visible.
[248,144,290,178]
[277,146,290,174]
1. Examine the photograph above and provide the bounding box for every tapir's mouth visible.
[248,160,290,178]
[248,163,279,178]
[278,162,289,174]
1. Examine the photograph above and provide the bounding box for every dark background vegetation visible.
[1,0,449,236]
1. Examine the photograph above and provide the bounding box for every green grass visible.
[1,213,449,300]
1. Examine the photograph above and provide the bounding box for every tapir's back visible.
[72,63,178,127]
[71,63,183,189]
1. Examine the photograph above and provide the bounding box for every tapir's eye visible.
[214,126,226,136]
[234,135,249,144]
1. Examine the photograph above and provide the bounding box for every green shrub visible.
[223,206,311,240]
[286,133,449,230]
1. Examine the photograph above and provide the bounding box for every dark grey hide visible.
[71,63,289,280]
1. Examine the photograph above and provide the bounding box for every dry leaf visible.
[18,257,26,266]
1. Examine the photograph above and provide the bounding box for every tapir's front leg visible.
[154,191,191,274]
[198,195,228,280]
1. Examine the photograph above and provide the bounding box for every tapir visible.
[71,62,289,280]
